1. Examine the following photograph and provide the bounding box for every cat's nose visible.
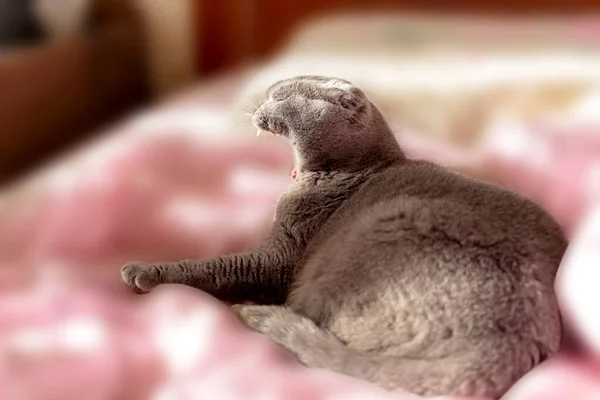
[251,110,271,136]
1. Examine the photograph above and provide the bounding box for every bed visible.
[1,10,600,400]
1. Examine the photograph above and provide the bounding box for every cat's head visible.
[252,76,402,173]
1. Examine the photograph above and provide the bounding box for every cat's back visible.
[391,160,565,252]
[357,160,546,219]
[306,159,567,288]
[330,159,565,247]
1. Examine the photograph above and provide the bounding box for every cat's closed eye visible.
[339,97,358,109]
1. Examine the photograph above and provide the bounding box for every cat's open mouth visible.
[254,124,295,178]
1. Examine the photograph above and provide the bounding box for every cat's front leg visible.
[121,234,299,302]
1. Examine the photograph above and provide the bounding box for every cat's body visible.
[122,76,567,398]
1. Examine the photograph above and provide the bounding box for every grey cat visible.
[122,76,567,398]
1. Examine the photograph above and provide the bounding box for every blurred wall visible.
[134,0,197,98]
[195,0,254,76]
[194,0,600,76]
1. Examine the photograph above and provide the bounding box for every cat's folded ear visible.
[315,77,366,111]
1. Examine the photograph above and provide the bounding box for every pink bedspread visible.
[1,74,599,400]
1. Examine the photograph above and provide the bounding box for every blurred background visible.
[1,0,599,183]
[1,2,600,399]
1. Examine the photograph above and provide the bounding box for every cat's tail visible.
[272,309,531,398]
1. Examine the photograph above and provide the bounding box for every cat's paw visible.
[231,305,299,345]
[231,305,321,367]
[231,304,279,332]
[121,262,160,294]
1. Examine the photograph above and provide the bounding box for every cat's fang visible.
[257,129,263,137]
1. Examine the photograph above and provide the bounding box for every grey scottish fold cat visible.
[122,76,567,398]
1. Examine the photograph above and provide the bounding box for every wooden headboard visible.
[195,0,600,76]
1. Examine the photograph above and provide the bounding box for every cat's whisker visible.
[233,119,252,127]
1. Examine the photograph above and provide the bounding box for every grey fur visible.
[122,76,567,398]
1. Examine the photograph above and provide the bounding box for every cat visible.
[122,76,567,398]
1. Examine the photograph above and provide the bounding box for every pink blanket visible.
[1,79,599,399]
